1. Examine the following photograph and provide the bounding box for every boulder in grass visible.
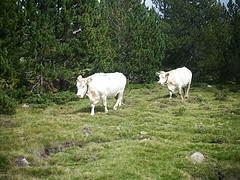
[190,152,205,163]
[82,127,92,137]
[15,156,29,167]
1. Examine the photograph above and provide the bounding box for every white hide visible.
[76,72,127,115]
[156,67,192,100]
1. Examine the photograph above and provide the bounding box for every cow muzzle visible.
[157,81,163,85]
[76,94,84,98]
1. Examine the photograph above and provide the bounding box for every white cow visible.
[76,72,127,115]
[156,67,192,100]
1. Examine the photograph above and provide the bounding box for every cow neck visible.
[86,82,89,94]
[164,76,169,85]
[85,80,91,96]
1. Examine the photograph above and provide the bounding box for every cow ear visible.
[87,77,92,83]
[165,72,170,77]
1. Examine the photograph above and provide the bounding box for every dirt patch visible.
[209,137,227,144]
[41,137,111,158]
[188,95,204,103]
[0,119,19,128]
[41,141,85,158]
[207,162,225,180]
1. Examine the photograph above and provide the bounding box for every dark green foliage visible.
[24,91,78,105]
[47,91,79,105]
[92,0,166,82]
[153,0,239,82]
[0,91,17,115]
[24,94,52,105]
[225,0,240,81]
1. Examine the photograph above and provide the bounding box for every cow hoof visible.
[91,113,95,116]
[113,107,117,110]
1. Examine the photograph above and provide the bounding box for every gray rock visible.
[22,104,29,108]
[82,127,92,137]
[190,152,205,163]
[15,156,29,167]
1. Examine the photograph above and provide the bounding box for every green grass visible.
[1,84,240,179]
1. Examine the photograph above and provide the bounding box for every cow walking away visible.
[76,72,127,115]
[156,67,192,100]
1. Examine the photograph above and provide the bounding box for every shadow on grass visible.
[146,94,181,103]
[147,94,169,101]
[69,106,105,114]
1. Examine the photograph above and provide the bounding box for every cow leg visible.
[182,87,186,97]
[118,93,123,107]
[185,82,191,98]
[113,99,120,110]
[113,92,123,110]
[102,95,108,113]
[169,91,173,99]
[118,96,123,107]
[179,87,184,100]
[90,104,95,116]
[168,87,175,99]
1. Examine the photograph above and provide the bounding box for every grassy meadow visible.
[0,83,240,179]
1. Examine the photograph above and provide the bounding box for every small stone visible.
[22,104,29,108]
[82,127,92,137]
[190,152,205,163]
[15,156,29,167]
[207,85,212,88]
[140,131,147,135]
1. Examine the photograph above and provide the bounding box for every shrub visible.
[25,94,51,105]
[0,91,17,115]
[24,91,78,105]
[47,91,78,105]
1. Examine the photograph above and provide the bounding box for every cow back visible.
[168,67,192,87]
[87,72,127,97]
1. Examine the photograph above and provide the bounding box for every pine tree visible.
[154,0,231,82]
[225,0,240,81]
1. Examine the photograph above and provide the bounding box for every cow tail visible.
[121,77,129,106]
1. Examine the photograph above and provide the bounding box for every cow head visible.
[76,75,92,98]
[156,71,169,85]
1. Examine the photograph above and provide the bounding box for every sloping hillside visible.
[1,84,240,179]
